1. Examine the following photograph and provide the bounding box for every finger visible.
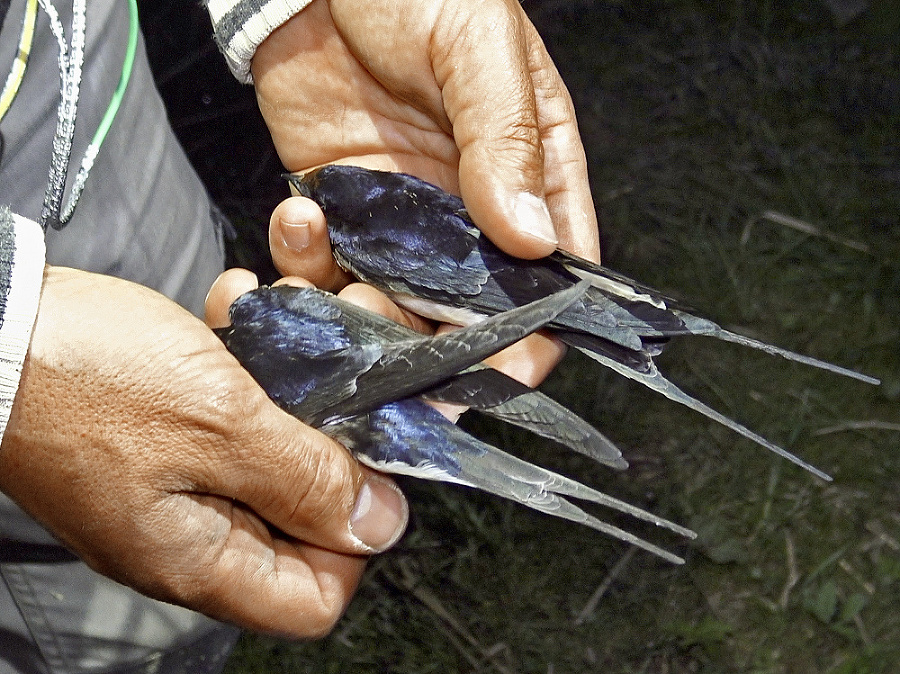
[271,276,316,289]
[207,274,316,327]
[482,330,567,388]
[270,195,354,291]
[208,524,368,638]
[205,268,259,328]
[145,494,368,638]
[523,21,600,262]
[211,395,409,556]
[434,0,558,259]
[338,283,436,334]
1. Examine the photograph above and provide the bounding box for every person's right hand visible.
[0,266,408,637]
[252,0,600,263]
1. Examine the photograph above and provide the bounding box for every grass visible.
[141,0,899,671]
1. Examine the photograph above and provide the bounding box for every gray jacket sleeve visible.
[205,0,315,83]
[0,209,45,441]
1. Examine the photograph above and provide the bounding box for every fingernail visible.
[513,193,558,247]
[350,476,409,552]
[280,219,311,251]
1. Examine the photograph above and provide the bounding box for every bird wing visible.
[327,399,695,564]
[552,249,880,383]
[288,284,628,469]
[423,365,628,470]
[290,166,665,351]
[288,164,877,483]
[562,333,834,481]
[317,280,590,421]
[218,282,590,425]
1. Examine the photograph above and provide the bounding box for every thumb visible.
[150,415,408,636]
[435,0,558,260]
[269,195,354,291]
[221,403,410,555]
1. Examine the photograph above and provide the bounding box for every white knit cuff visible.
[206,0,315,83]
[0,209,46,440]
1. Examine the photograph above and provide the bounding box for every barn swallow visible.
[307,288,629,470]
[286,165,881,482]
[215,284,695,563]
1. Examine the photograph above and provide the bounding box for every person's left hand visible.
[0,267,409,637]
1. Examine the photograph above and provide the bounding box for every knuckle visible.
[283,438,355,530]
[302,608,343,639]
[503,116,543,154]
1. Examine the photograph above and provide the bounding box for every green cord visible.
[58,0,138,225]
[88,0,138,153]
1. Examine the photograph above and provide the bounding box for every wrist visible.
[0,209,45,441]
[207,0,317,83]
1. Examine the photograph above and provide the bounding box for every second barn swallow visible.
[287,164,880,482]
[216,283,695,563]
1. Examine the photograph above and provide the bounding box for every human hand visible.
[251,0,600,262]
[0,266,408,637]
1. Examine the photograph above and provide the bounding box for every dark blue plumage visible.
[216,285,694,563]
[291,166,680,351]
[218,281,596,429]
[287,164,880,482]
